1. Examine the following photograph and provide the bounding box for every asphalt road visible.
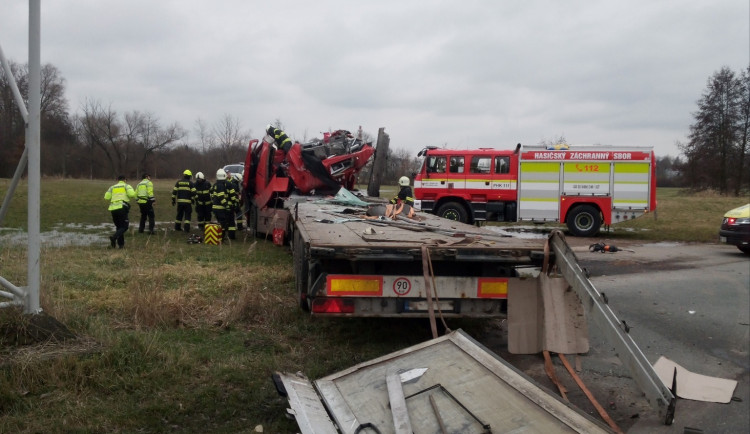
[482,239,749,433]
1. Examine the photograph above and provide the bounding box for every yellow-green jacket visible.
[104,181,136,211]
[136,178,155,204]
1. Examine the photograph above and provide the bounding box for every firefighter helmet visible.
[232,172,242,182]
[183,169,192,177]
[398,176,410,187]
[266,124,273,134]
[195,172,204,180]
[216,168,227,180]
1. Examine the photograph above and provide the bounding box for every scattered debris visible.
[589,242,635,253]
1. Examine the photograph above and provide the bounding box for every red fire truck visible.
[413,144,657,236]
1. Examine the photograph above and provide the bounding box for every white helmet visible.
[398,176,410,187]
[232,173,242,182]
[195,171,205,180]
[216,168,227,180]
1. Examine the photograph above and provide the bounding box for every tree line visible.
[679,66,750,195]
[1,59,748,193]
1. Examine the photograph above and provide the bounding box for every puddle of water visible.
[0,221,174,248]
[648,241,684,248]
[0,228,108,247]
[483,226,548,239]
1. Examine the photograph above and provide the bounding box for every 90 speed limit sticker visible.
[392,277,412,296]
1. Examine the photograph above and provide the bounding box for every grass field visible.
[0,178,747,432]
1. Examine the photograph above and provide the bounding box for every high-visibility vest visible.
[104,181,136,211]
[136,179,154,204]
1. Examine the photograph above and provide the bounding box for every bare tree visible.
[538,134,568,148]
[193,118,215,153]
[737,66,750,195]
[212,114,251,163]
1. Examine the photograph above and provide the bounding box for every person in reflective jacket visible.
[104,175,136,248]
[210,168,238,240]
[390,176,415,206]
[172,169,196,232]
[266,124,293,153]
[136,173,156,234]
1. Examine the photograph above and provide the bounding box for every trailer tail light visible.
[311,298,355,314]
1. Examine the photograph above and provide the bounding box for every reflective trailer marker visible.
[327,275,383,296]
[477,278,508,298]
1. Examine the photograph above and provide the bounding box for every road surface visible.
[482,239,749,433]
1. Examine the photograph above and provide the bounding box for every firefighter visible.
[104,175,136,248]
[172,169,196,232]
[229,171,244,231]
[266,124,293,153]
[390,176,415,207]
[210,168,238,240]
[194,171,212,233]
[136,173,156,234]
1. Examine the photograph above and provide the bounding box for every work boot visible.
[109,235,116,248]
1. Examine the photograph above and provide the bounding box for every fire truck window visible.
[470,156,491,174]
[495,156,510,174]
[449,156,464,174]
[426,156,446,173]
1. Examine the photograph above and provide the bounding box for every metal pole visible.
[25,0,41,314]
[0,43,30,227]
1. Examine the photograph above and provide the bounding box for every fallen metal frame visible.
[548,230,676,424]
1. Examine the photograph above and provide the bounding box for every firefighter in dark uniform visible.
[172,169,196,232]
[390,176,415,206]
[228,171,243,231]
[266,124,293,153]
[194,171,212,233]
[210,168,237,240]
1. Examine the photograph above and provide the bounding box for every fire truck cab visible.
[413,144,657,236]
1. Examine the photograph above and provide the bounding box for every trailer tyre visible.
[436,201,468,223]
[292,230,310,311]
[566,205,602,237]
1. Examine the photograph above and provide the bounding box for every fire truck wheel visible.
[293,230,310,311]
[436,201,468,223]
[566,204,602,237]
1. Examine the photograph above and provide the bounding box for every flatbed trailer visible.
[279,194,548,317]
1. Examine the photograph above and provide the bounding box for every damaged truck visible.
[239,129,675,431]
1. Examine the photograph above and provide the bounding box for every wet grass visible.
[0,179,745,431]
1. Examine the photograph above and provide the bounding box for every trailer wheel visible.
[436,201,468,223]
[292,230,310,311]
[566,205,602,237]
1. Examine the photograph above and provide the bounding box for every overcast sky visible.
[1,1,748,157]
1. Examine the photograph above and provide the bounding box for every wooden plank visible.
[276,372,339,434]
[386,369,413,434]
